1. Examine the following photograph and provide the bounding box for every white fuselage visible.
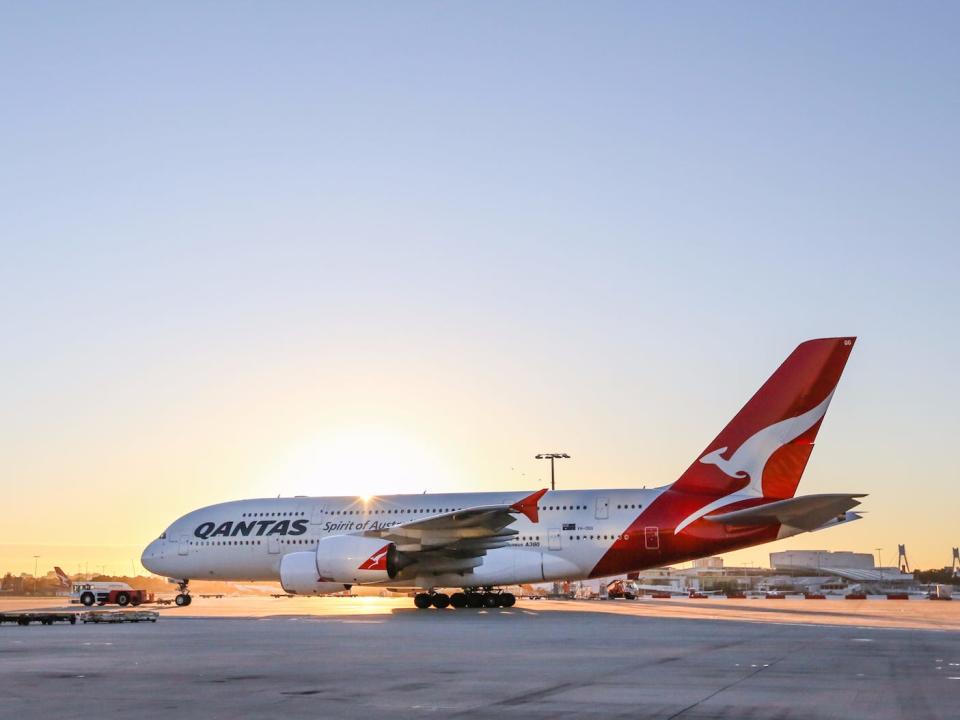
[141,489,662,589]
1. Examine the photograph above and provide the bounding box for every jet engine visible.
[279,551,351,595]
[314,534,406,584]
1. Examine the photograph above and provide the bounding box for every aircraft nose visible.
[140,539,163,574]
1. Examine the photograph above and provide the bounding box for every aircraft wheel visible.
[499,592,516,608]
[414,593,433,609]
[482,593,499,608]
[431,593,450,609]
[116,592,130,607]
[175,593,191,607]
[80,592,95,607]
[450,592,468,608]
[466,592,484,608]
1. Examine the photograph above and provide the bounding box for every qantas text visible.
[194,519,308,539]
[193,518,404,539]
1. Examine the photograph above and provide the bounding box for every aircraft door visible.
[547,529,562,551]
[310,503,326,525]
[644,527,660,550]
[595,497,609,520]
[268,537,281,554]
[178,535,189,556]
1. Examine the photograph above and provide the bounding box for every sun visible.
[260,424,454,499]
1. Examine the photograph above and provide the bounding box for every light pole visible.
[875,547,883,583]
[535,453,570,491]
[33,555,39,594]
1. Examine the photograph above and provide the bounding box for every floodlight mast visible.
[535,453,570,491]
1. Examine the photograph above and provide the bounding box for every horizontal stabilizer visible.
[705,493,866,532]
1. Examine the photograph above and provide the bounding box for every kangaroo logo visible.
[359,545,391,571]
[674,390,834,534]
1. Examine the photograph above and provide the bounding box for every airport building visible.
[598,550,920,596]
[770,550,875,571]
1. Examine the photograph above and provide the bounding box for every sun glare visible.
[260,425,455,499]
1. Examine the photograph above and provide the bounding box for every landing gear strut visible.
[413,588,516,609]
[173,579,192,607]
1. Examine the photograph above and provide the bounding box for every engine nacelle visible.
[315,534,402,584]
[279,551,351,596]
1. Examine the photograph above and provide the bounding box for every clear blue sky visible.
[1,3,957,573]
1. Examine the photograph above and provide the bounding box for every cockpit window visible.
[159,532,167,540]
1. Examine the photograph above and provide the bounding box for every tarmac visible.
[2,596,958,719]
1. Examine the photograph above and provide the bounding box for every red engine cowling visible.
[279,551,351,595]
[315,535,402,584]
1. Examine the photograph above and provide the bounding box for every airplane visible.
[54,566,71,589]
[141,337,865,610]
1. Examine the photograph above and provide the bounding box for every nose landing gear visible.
[172,579,192,607]
[413,588,516,610]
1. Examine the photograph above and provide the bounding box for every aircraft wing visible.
[704,493,866,532]
[360,489,547,561]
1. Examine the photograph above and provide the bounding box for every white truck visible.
[56,567,153,607]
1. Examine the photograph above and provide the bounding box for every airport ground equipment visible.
[0,612,77,626]
[605,579,637,600]
[929,584,953,600]
[81,610,159,623]
[71,580,154,607]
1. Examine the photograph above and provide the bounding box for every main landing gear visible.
[173,579,192,607]
[413,589,516,610]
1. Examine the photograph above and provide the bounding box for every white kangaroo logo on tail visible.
[674,390,834,534]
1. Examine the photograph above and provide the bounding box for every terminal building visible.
[557,548,936,598]
[770,550,875,571]
[769,550,914,585]
[620,550,916,595]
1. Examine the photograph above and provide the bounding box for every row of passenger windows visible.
[515,534,623,542]
[331,508,462,515]
[195,534,627,547]
[319,503,630,515]
[236,503,642,516]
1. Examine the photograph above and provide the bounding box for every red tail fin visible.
[54,566,71,587]
[672,337,855,502]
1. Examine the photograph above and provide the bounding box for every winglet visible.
[511,489,548,523]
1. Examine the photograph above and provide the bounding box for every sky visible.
[1,3,958,576]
